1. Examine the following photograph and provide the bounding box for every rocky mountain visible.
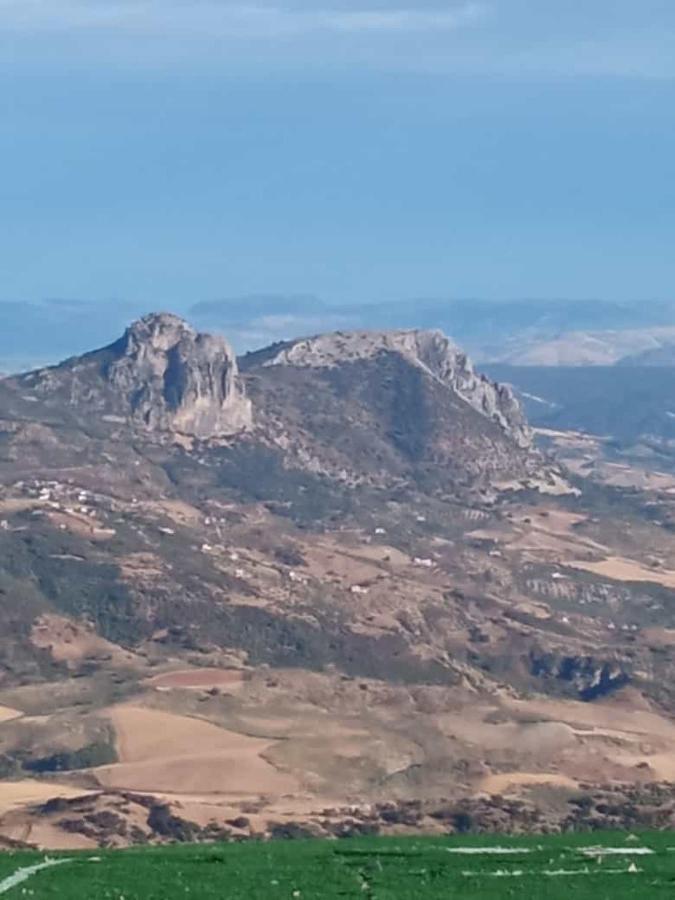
[2,315,547,495]
[8,297,675,375]
[188,296,675,361]
[253,329,531,446]
[1,314,675,849]
[240,327,546,494]
[14,314,252,440]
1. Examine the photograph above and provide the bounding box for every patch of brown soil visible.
[303,542,384,586]
[118,552,166,580]
[511,600,552,620]
[479,772,579,794]
[503,695,675,743]
[145,499,203,526]
[96,705,299,795]
[30,614,140,668]
[568,555,675,588]
[642,628,675,647]
[0,780,93,815]
[0,705,23,723]
[609,751,675,780]
[0,498,43,514]
[45,509,115,540]
[145,669,245,690]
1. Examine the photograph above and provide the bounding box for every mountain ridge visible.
[4,313,674,848]
[14,313,252,440]
[2,314,545,493]
[246,328,531,448]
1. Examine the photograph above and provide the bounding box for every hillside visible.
[486,365,675,462]
[1,315,675,848]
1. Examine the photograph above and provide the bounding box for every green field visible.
[1,832,674,898]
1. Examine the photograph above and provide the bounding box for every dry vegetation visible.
[2,327,675,848]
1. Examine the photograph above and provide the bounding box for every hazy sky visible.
[2,1,675,311]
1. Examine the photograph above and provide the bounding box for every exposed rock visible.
[258,329,531,448]
[19,313,252,440]
[107,314,251,438]
[529,650,631,701]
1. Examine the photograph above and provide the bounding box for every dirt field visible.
[0,705,22,724]
[145,669,245,691]
[642,628,675,647]
[608,751,675,781]
[95,705,299,795]
[568,555,675,588]
[0,780,92,816]
[479,771,579,794]
[502,694,675,743]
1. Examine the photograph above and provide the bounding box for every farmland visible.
[1,832,675,898]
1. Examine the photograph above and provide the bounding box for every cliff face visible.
[240,327,550,492]
[9,316,545,489]
[17,313,252,440]
[257,329,532,449]
[106,314,252,438]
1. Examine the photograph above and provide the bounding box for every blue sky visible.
[2,1,675,359]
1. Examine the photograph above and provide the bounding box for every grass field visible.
[1,832,674,898]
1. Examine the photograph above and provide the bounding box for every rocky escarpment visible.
[18,313,252,440]
[8,316,545,490]
[106,314,251,438]
[256,329,531,449]
[241,327,553,492]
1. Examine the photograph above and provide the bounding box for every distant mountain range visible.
[4,297,675,373]
[483,326,675,366]
[5,313,545,495]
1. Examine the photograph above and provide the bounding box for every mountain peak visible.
[105,314,252,438]
[258,329,454,369]
[256,328,531,448]
[122,312,196,352]
[19,313,252,440]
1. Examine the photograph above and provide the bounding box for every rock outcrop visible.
[13,317,537,485]
[258,329,531,448]
[106,314,251,438]
[20,313,252,439]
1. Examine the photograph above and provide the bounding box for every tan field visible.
[608,752,675,781]
[0,780,93,816]
[502,694,675,743]
[568,555,675,588]
[479,772,579,794]
[145,669,246,691]
[0,706,22,724]
[642,628,675,647]
[95,705,300,795]
[0,816,98,850]
[144,499,203,526]
[470,505,609,565]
